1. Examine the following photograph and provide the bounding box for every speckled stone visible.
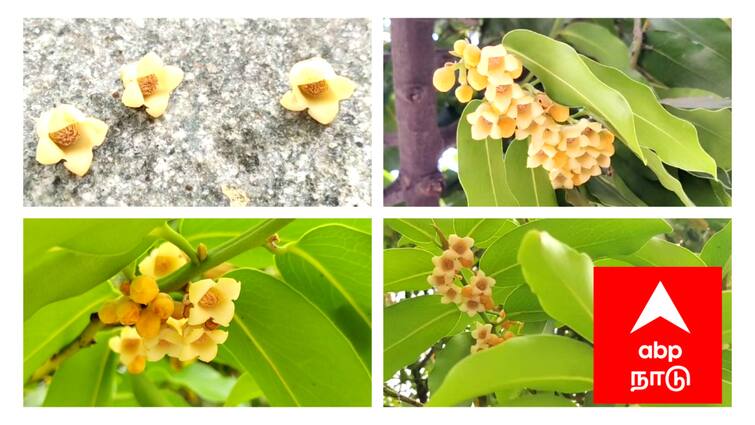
[23,18,372,206]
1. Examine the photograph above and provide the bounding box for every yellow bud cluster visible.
[433,39,617,189]
[469,314,520,354]
[426,235,497,317]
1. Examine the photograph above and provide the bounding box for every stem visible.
[629,18,646,69]
[121,260,136,281]
[151,222,200,265]
[548,18,564,38]
[158,219,294,292]
[29,317,107,383]
[570,109,590,119]
[383,385,423,407]
[431,221,448,249]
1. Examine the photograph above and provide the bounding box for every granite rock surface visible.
[23,18,372,206]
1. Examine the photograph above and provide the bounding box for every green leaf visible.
[518,231,594,342]
[452,219,518,247]
[43,334,117,406]
[24,281,118,382]
[620,238,706,266]
[457,100,516,206]
[650,19,731,63]
[384,248,434,293]
[224,373,263,406]
[130,374,172,407]
[722,349,732,406]
[145,361,236,403]
[502,29,644,161]
[664,106,731,171]
[583,57,716,176]
[428,333,473,395]
[385,219,437,244]
[428,335,593,407]
[24,219,164,319]
[275,224,371,364]
[224,268,370,406]
[384,295,473,380]
[701,220,732,268]
[680,172,729,206]
[586,174,647,207]
[500,392,577,407]
[480,219,671,292]
[560,21,631,72]
[722,290,731,346]
[641,148,695,206]
[640,30,731,97]
[505,140,557,206]
[503,285,548,322]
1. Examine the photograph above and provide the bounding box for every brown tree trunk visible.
[385,19,444,206]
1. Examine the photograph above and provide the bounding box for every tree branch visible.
[383,385,424,407]
[629,18,648,69]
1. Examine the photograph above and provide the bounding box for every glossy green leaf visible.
[275,224,371,364]
[130,374,172,407]
[385,219,436,244]
[428,335,593,407]
[620,238,706,267]
[452,219,518,247]
[664,106,731,170]
[701,220,732,269]
[594,258,634,267]
[224,373,263,406]
[502,285,548,322]
[650,19,731,63]
[500,392,577,407]
[640,31,731,97]
[428,333,473,395]
[457,100,516,206]
[384,295,473,380]
[561,21,631,72]
[502,29,644,161]
[722,290,731,346]
[518,231,594,342]
[480,219,671,292]
[583,57,716,176]
[43,335,117,406]
[722,349,732,406]
[505,140,557,206]
[24,282,118,382]
[642,148,695,206]
[680,172,730,206]
[224,269,370,406]
[384,248,434,293]
[24,219,164,319]
[146,361,236,403]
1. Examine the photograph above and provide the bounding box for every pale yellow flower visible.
[109,326,147,373]
[280,57,356,125]
[467,68,488,91]
[484,83,524,113]
[447,235,475,268]
[431,250,461,275]
[138,242,190,278]
[179,325,228,362]
[143,318,184,361]
[466,101,515,141]
[470,270,496,297]
[187,277,241,326]
[35,104,108,176]
[438,284,462,305]
[477,45,522,86]
[471,322,493,341]
[458,293,485,317]
[120,52,184,118]
[427,271,454,288]
[536,93,570,123]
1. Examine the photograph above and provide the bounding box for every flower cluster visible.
[426,235,497,317]
[98,242,240,374]
[469,315,521,354]
[432,39,616,189]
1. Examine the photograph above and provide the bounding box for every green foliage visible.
[504,139,557,206]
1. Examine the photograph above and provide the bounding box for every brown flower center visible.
[467,299,479,309]
[451,241,467,255]
[121,338,141,353]
[48,124,79,147]
[198,287,221,308]
[153,255,174,276]
[432,274,446,286]
[298,80,328,98]
[475,279,488,291]
[488,57,504,69]
[441,257,455,271]
[204,319,220,330]
[138,74,159,97]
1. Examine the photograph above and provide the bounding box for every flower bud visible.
[97,300,119,325]
[116,297,141,325]
[130,275,159,305]
[127,355,147,374]
[433,65,456,92]
[136,310,162,339]
[148,293,175,320]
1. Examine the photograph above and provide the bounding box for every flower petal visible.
[188,279,215,305]
[206,300,234,326]
[160,65,184,92]
[62,144,94,176]
[307,100,339,125]
[122,81,145,108]
[137,52,164,77]
[78,118,109,147]
[280,90,308,112]
[144,92,171,118]
[329,76,355,100]
[217,278,241,301]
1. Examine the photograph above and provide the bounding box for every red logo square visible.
[594,267,722,404]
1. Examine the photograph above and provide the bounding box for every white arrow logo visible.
[630,281,690,334]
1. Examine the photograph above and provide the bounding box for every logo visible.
[593,267,721,404]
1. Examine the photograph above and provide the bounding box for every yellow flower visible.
[470,341,489,354]
[431,250,461,275]
[477,45,522,86]
[536,93,570,122]
[136,309,162,339]
[138,242,189,278]
[462,44,481,68]
[470,270,496,297]
[35,104,108,176]
[458,294,485,317]
[467,68,488,91]
[109,326,147,373]
[465,102,515,141]
[187,278,241,326]
[450,39,468,58]
[505,94,545,130]
[130,275,159,305]
[427,271,453,288]
[280,57,356,125]
[143,318,184,361]
[432,63,456,93]
[437,284,462,305]
[484,83,524,114]
[120,52,184,118]
[471,322,493,341]
[179,325,228,362]
[447,235,475,268]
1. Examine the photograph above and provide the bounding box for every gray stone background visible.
[23,19,372,206]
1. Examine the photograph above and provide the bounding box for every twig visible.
[29,316,107,383]
[383,385,423,407]
[629,18,648,69]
